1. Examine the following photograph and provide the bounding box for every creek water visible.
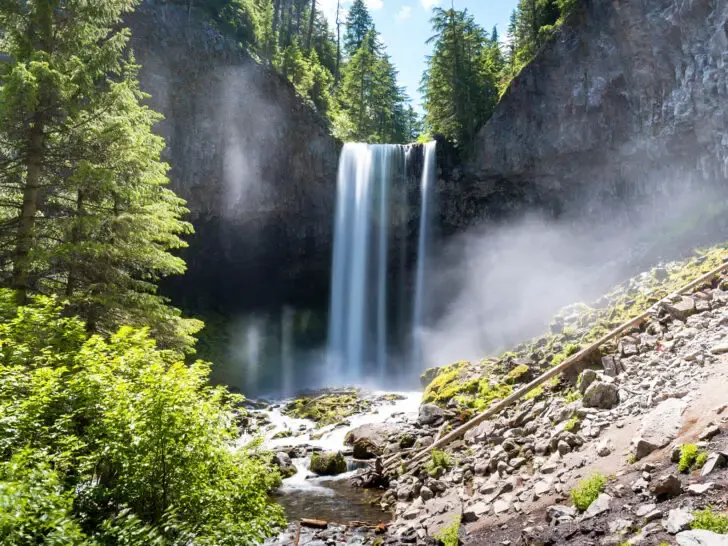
[253,391,421,523]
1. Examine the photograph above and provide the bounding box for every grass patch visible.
[691,508,728,534]
[571,472,606,512]
[434,515,460,546]
[523,386,544,400]
[564,390,582,403]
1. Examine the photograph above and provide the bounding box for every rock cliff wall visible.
[127,1,340,312]
[461,0,728,228]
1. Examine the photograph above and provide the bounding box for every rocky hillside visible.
[266,246,728,545]
[127,1,340,312]
[448,0,728,229]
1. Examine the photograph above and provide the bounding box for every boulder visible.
[582,381,619,409]
[676,530,728,545]
[309,451,348,476]
[577,369,599,394]
[418,404,445,426]
[666,508,694,534]
[662,297,697,321]
[649,473,681,500]
[344,423,394,459]
[583,493,612,519]
[274,451,297,478]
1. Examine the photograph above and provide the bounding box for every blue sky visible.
[319,0,519,110]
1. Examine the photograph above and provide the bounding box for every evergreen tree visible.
[0,0,201,350]
[421,7,498,148]
[344,0,374,56]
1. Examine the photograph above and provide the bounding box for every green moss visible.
[564,390,582,403]
[564,415,581,432]
[505,364,530,384]
[434,516,460,546]
[571,472,606,512]
[422,361,470,404]
[271,430,293,440]
[309,451,347,476]
[523,386,543,400]
[283,391,372,427]
[691,508,728,534]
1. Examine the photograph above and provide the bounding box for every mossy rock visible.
[420,367,440,387]
[309,451,348,476]
[283,390,372,427]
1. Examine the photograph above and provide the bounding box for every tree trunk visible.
[13,114,45,303]
[306,0,316,52]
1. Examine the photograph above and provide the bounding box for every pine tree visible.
[421,7,498,149]
[0,0,201,351]
[344,0,374,56]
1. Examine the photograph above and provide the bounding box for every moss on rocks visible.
[283,390,372,427]
[309,451,347,475]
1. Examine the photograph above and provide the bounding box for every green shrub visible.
[426,449,452,476]
[679,444,700,473]
[571,472,606,512]
[0,292,284,544]
[564,390,582,403]
[696,451,709,469]
[434,515,460,546]
[691,508,728,534]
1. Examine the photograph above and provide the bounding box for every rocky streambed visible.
[258,246,728,545]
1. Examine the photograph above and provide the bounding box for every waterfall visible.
[411,141,437,368]
[328,142,437,385]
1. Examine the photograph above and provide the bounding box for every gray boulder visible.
[676,530,728,545]
[274,451,297,478]
[418,404,445,426]
[344,423,394,459]
[582,381,619,409]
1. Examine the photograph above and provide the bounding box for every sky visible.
[318,0,519,111]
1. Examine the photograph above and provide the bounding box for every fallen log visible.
[300,518,328,529]
[384,257,728,475]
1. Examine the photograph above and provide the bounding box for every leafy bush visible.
[564,415,581,432]
[571,472,606,512]
[678,444,707,473]
[0,291,284,544]
[434,515,460,546]
[426,449,453,476]
[691,508,728,534]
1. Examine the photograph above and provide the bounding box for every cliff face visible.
[461,0,728,227]
[127,2,339,311]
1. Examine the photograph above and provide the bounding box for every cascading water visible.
[411,141,437,368]
[327,142,437,385]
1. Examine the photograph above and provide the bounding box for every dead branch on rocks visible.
[384,258,728,475]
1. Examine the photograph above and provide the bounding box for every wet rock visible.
[344,423,394,459]
[582,381,619,409]
[649,473,682,500]
[418,404,444,426]
[309,451,347,476]
[676,529,728,545]
[666,508,696,534]
[274,452,297,478]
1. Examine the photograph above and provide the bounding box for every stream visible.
[247,391,422,523]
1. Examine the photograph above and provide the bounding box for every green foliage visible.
[564,390,582,403]
[679,444,699,473]
[523,386,544,400]
[426,449,452,476]
[0,0,201,352]
[678,444,709,473]
[434,515,460,546]
[571,472,606,512]
[0,292,284,544]
[564,415,581,432]
[691,508,728,534]
[421,7,499,149]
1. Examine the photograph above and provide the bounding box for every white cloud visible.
[420,0,440,9]
[365,0,384,10]
[396,5,412,20]
[318,0,350,26]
